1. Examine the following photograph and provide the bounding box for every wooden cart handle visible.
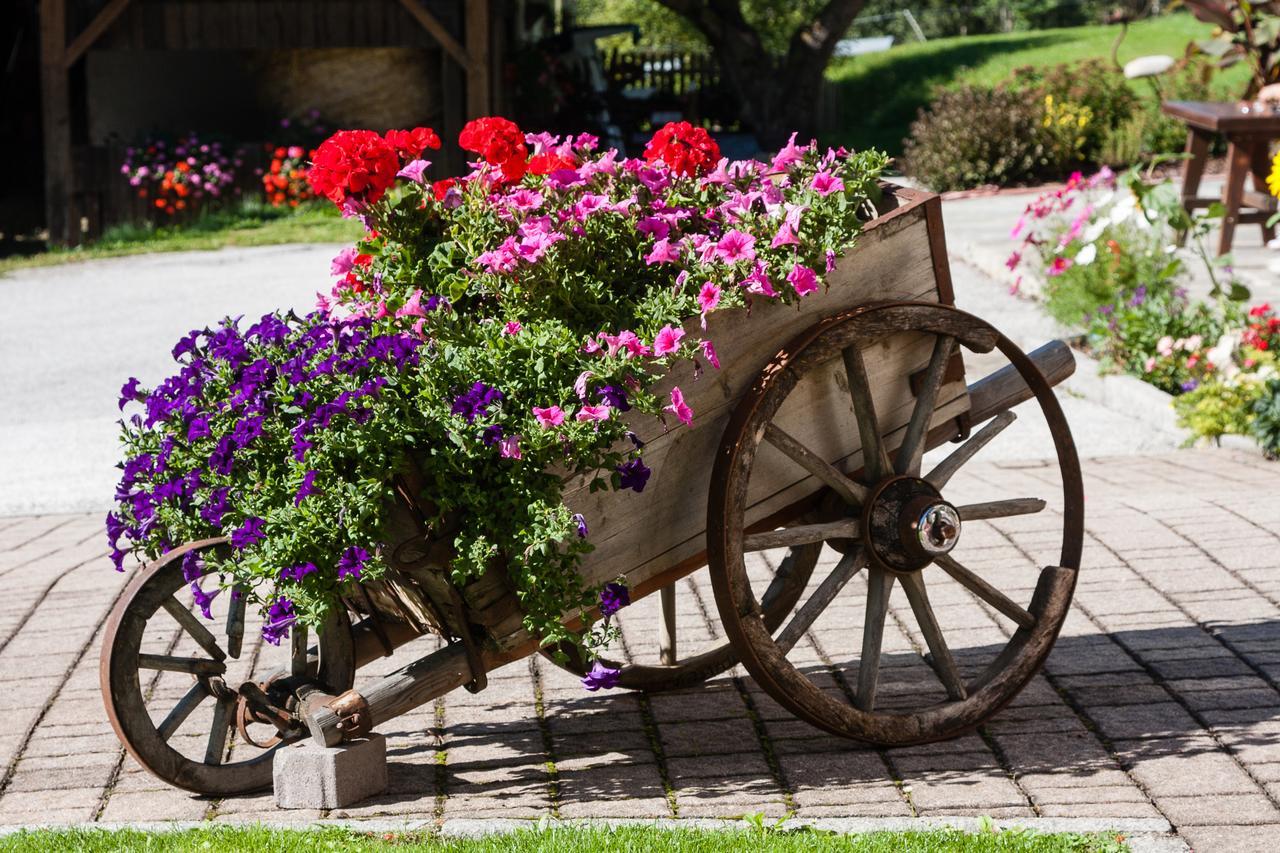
[967,340,1075,425]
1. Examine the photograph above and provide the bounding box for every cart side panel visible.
[532,192,964,635]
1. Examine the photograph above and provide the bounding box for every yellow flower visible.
[1267,150,1280,199]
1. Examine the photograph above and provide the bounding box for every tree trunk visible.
[654,0,866,150]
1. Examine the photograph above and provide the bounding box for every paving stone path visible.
[1,449,1278,852]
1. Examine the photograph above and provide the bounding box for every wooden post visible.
[39,0,72,245]
[465,0,491,118]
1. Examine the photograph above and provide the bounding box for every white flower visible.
[1109,193,1137,226]
[1206,332,1240,380]
[1185,334,1203,351]
[1157,336,1174,356]
[1083,219,1107,243]
[1075,242,1098,266]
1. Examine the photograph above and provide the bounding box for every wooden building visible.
[35,0,521,244]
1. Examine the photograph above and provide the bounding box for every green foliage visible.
[1174,379,1262,440]
[575,0,827,53]
[1251,378,1280,457]
[0,824,1133,853]
[903,84,1047,191]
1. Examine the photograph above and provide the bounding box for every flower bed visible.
[108,119,888,671]
[121,133,242,216]
[1011,166,1280,456]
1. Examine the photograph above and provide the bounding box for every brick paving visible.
[0,449,1278,851]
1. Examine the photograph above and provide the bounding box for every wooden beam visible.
[396,0,469,68]
[465,0,492,118]
[63,0,133,70]
[40,0,72,245]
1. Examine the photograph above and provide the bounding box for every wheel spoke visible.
[898,572,967,701]
[763,423,867,506]
[744,519,860,552]
[895,335,955,476]
[934,554,1035,630]
[659,585,677,666]
[137,653,226,675]
[226,589,246,660]
[842,346,893,482]
[291,623,309,677]
[160,597,227,662]
[957,498,1046,521]
[855,567,895,711]
[156,682,209,741]
[775,547,866,654]
[204,697,234,765]
[925,411,1016,490]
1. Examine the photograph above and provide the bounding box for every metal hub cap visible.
[915,502,961,556]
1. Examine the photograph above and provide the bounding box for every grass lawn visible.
[0,824,1132,852]
[824,12,1247,157]
[0,200,361,276]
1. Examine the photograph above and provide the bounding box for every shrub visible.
[1251,378,1280,457]
[904,85,1046,191]
[1174,379,1262,441]
[1010,60,1139,166]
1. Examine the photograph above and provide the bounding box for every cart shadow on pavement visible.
[351,619,1280,809]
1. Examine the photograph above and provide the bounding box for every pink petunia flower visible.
[665,386,693,426]
[396,289,428,319]
[576,404,611,423]
[771,222,800,248]
[653,325,685,356]
[637,216,670,240]
[499,434,522,459]
[533,405,566,428]
[741,262,776,297]
[504,321,523,335]
[771,131,808,172]
[645,238,683,266]
[1006,251,1021,271]
[810,171,845,196]
[506,188,544,211]
[787,263,819,297]
[396,159,431,185]
[825,250,837,273]
[713,229,757,264]
[1047,256,1073,277]
[574,370,594,399]
[698,282,721,318]
[702,339,720,369]
[330,246,359,277]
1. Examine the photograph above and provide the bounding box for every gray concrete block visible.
[273,733,387,809]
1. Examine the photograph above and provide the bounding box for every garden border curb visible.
[0,816,1188,850]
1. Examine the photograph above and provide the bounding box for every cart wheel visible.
[100,538,356,794]
[707,302,1083,745]
[542,545,820,692]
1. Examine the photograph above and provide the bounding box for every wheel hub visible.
[864,476,961,573]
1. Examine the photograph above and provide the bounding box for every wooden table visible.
[1161,100,1279,255]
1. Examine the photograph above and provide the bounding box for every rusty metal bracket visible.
[234,681,296,749]
[330,689,374,740]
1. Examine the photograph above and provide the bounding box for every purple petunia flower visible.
[181,550,203,582]
[481,424,505,446]
[200,487,231,528]
[597,384,631,412]
[232,416,265,447]
[171,329,203,361]
[294,470,319,506]
[581,660,621,691]
[617,457,651,493]
[280,562,317,582]
[573,513,589,538]
[599,582,630,616]
[262,597,296,645]
[105,511,127,547]
[451,382,504,424]
[118,378,145,411]
[187,415,212,442]
[1181,380,1199,392]
[209,435,236,475]
[230,516,266,549]
[337,545,370,580]
[190,580,218,620]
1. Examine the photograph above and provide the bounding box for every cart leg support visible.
[274,732,388,809]
[302,642,498,748]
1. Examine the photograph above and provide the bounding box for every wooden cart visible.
[101,186,1083,794]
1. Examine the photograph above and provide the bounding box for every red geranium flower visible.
[308,130,400,205]
[385,127,442,160]
[432,178,457,202]
[459,116,528,183]
[643,121,721,177]
[528,151,577,176]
